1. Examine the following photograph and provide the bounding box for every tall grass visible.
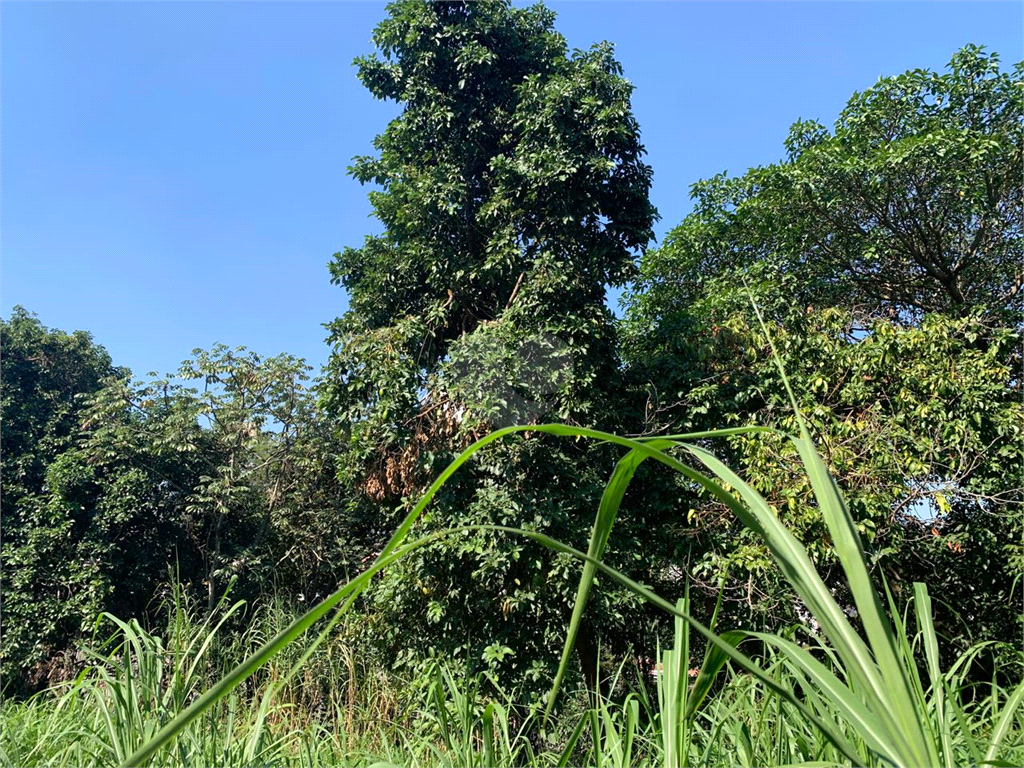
[0,586,417,768]
[4,585,1018,767]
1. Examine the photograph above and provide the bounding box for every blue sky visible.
[3,1,1020,379]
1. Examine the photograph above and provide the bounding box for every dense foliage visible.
[320,0,658,694]
[621,45,1022,660]
[2,308,128,690]
[1,5,1019,745]
[1,329,342,693]
[634,45,1021,320]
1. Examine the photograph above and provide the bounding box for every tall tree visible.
[0,314,336,693]
[632,45,1021,322]
[1,308,122,516]
[322,0,657,695]
[621,47,1023,664]
[81,345,320,613]
[0,308,133,692]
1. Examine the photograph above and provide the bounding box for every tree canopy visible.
[631,45,1021,323]
[321,0,658,695]
[621,45,1023,663]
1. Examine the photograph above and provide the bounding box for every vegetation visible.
[1,2,1020,766]
[621,42,1022,665]
[320,0,659,695]
[1,307,131,691]
[3,420,1021,767]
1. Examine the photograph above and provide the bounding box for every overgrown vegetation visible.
[1,1,1020,765]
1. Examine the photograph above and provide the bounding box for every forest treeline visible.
[2,1,1021,703]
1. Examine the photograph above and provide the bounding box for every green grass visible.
[2,586,1019,767]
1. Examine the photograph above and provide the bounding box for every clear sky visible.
[3,1,1020,379]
